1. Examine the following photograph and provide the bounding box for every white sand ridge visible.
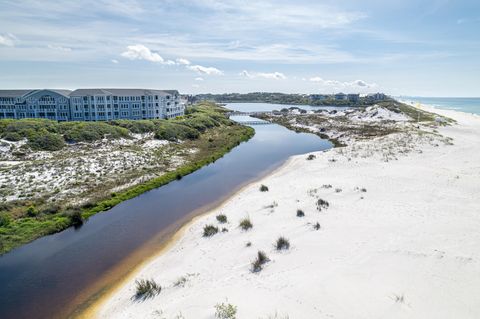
[96,104,480,319]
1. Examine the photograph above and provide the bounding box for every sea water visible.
[399,97,480,115]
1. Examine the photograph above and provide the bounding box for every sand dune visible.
[96,105,480,319]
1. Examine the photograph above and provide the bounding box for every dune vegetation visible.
[0,102,254,255]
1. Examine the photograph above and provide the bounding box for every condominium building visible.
[366,92,387,101]
[0,88,185,121]
[0,89,71,121]
[347,93,360,103]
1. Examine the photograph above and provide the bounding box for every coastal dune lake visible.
[0,103,332,319]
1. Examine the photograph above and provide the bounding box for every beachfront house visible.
[334,92,348,100]
[0,88,185,121]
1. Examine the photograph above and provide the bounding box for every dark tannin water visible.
[0,104,332,319]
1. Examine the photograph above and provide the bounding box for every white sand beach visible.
[95,105,480,319]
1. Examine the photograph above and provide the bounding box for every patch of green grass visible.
[275,236,290,250]
[239,217,253,231]
[251,250,270,273]
[214,302,237,319]
[134,279,161,300]
[216,214,227,223]
[203,224,219,237]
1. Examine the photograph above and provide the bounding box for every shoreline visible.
[0,123,254,256]
[92,104,480,318]
[398,98,480,117]
[78,153,302,319]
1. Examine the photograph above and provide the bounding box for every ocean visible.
[398,97,480,115]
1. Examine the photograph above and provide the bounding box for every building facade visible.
[0,88,185,121]
[347,93,360,103]
[0,89,72,121]
[366,92,386,101]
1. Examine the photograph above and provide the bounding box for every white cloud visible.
[47,44,72,52]
[195,77,204,81]
[187,1,365,30]
[240,70,287,80]
[111,59,119,64]
[309,77,376,91]
[350,79,368,87]
[121,44,166,63]
[187,64,223,75]
[176,58,191,65]
[0,33,17,46]
[120,44,222,75]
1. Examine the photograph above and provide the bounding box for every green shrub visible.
[109,120,156,134]
[239,218,252,231]
[134,279,161,300]
[2,131,22,141]
[59,122,130,143]
[314,222,321,230]
[275,236,290,250]
[216,214,227,223]
[251,250,269,273]
[296,209,305,217]
[307,154,316,160]
[154,122,199,141]
[26,205,38,217]
[40,204,61,215]
[67,210,84,227]
[0,119,58,137]
[181,114,219,132]
[215,302,237,319]
[260,184,269,192]
[203,224,219,237]
[0,213,12,227]
[28,131,65,151]
[316,199,329,211]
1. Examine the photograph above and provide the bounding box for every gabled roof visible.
[0,90,34,98]
[69,88,171,96]
[23,89,72,98]
[0,89,72,99]
[162,90,179,95]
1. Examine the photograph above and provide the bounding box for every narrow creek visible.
[0,103,334,319]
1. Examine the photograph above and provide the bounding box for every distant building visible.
[366,93,386,101]
[347,94,360,103]
[334,92,347,100]
[0,88,185,121]
[310,94,328,101]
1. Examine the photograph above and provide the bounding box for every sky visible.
[0,0,479,96]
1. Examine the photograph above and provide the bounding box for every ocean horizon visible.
[398,96,480,115]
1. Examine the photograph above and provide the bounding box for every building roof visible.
[0,89,72,98]
[0,90,34,98]
[69,88,172,96]
[23,89,72,98]
[162,90,179,95]
[49,89,73,97]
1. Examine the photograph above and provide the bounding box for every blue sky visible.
[0,0,479,96]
